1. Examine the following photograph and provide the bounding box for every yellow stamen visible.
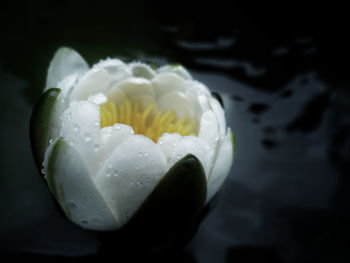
[100,99,196,142]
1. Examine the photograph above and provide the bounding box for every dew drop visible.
[176,154,181,159]
[84,132,91,142]
[49,139,54,145]
[113,170,119,177]
[94,121,100,127]
[158,139,164,145]
[138,152,143,158]
[93,144,100,151]
[115,124,121,130]
[135,166,139,170]
[172,142,177,146]
[73,124,79,132]
[82,220,88,224]
[68,112,73,121]
[41,168,46,174]
[144,152,148,157]
[67,201,77,210]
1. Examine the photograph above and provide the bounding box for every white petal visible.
[88,93,108,105]
[167,136,212,179]
[157,91,195,120]
[157,133,182,161]
[93,58,131,82]
[130,62,156,79]
[46,139,117,230]
[46,47,88,91]
[157,65,192,80]
[206,129,233,202]
[199,110,220,156]
[152,73,187,98]
[94,135,167,227]
[70,68,111,102]
[110,77,155,100]
[99,124,134,163]
[60,101,100,176]
[210,97,226,138]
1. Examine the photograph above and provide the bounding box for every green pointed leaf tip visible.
[30,88,61,171]
[230,128,236,154]
[121,154,207,247]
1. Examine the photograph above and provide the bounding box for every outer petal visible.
[157,133,182,161]
[206,128,234,202]
[99,124,134,163]
[167,136,213,179]
[210,97,226,138]
[60,101,100,176]
[46,138,118,231]
[198,110,220,164]
[45,47,88,91]
[70,68,111,102]
[157,64,192,80]
[94,135,167,228]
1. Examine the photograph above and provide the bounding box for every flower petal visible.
[206,128,234,202]
[70,68,111,102]
[152,73,187,98]
[45,47,88,91]
[209,97,226,138]
[167,136,213,179]
[60,101,100,176]
[157,91,195,120]
[30,88,61,171]
[119,154,206,248]
[157,133,182,161]
[94,135,167,228]
[157,64,192,80]
[99,124,134,163]
[130,62,156,79]
[198,110,220,158]
[93,59,131,82]
[111,77,155,100]
[46,138,118,231]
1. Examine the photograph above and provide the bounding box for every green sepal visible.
[100,154,207,251]
[30,88,61,172]
[230,128,236,154]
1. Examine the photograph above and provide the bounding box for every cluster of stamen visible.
[100,99,195,142]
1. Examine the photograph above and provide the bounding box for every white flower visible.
[30,47,235,231]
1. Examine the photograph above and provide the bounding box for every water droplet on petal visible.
[73,124,79,132]
[94,144,100,151]
[172,142,177,146]
[84,132,91,142]
[113,170,119,177]
[138,152,143,158]
[144,152,148,157]
[158,139,164,145]
[49,139,54,144]
[176,154,181,159]
[41,168,46,174]
[94,121,100,127]
[135,166,139,170]
[115,124,121,130]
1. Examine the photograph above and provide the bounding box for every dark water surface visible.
[1,1,349,262]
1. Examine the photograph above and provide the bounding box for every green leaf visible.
[30,88,60,171]
[111,154,207,250]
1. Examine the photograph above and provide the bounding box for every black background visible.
[1,1,349,262]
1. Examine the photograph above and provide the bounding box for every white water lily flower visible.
[30,47,235,232]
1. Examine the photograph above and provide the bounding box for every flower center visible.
[100,99,196,142]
